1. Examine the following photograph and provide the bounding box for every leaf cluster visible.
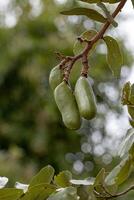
[0,138,134,200]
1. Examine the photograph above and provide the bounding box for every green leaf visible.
[121,82,131,105]
[104,184,118,195]
[79,0,101,3]
[97,2,118,27]
[54,171,72,187]
[88,192,97,200]
[73,30,97,55]
[129,144,134,159]
[129,118,134,128]
[131,0,134,8]
[93,169,106,196]
[21,184,56,200]
[70,178,95,186]
[106,0,121,3]
[121,82,134,105]
[61,8,106,23]
[103,36,123,77]
[118,128,134,158]
[79,0,120,4]
[77,186,90,200]
[130,84,134,104]
[47,187,78,200]
[29,165,55,188]
[128,106,134,119]
[0,188,23,200]
[87,185,97,200]
[94,168,105,186]
[105,155,132,186]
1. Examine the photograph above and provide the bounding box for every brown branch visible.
[94,185,134,199]
[61,0,127,82]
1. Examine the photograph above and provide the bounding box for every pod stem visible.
[57,0,127,82]
[81,55,89,77]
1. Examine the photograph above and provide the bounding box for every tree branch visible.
[94,185,134,199]
[60,0,127,82]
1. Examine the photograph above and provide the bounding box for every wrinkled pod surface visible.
[49,65,63,90]
[75,76,97,120]
[54,81,81,130]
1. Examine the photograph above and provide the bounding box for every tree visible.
[0,0,134,199]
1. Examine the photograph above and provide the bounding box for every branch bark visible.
[94,185,134,199]
[61,0,127,82]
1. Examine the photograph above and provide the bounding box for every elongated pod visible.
[49,65,63,90]
[75,76,97,120]
[54,82,81,130]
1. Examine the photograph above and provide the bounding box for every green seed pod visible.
[128,105,134,119]
[75,76,97,120]
[54,82,81,130]
[49,65,63,90]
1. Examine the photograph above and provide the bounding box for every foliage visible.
[0,139,134,200]
[0,0,134,199]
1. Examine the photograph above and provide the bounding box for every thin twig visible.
[59,0,127,82]
[94,185,134,199]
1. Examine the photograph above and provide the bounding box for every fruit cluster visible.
[122,82,134,127]
[49,65,97,130]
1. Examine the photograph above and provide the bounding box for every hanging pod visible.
[49,65,63,90]
[54,81,81,130]
[75,76,97,120]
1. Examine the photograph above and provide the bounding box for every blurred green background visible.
[0,0,134,198]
